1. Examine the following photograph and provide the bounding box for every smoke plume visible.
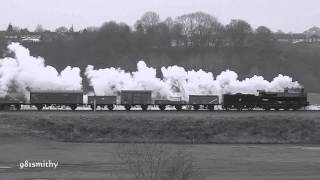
[0,43,300,101]
[86,61,301,100]
[0,43,82,100]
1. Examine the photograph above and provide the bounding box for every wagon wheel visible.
[193,105,200,111]
[264,107,271,111]
[159,105,166,111]
[141,105,148,111]
[208,105,214,111]
[70,105,77,111]
[90,104,95,110]
[175,105,182,111]
[15,104,21,111]
[107,105,114,111]
[125,105,131,111]
[236,106,243,111]
[36,105,43,111]
[247,107,253,111]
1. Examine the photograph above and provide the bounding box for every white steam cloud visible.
[0,43,300,102]
[86,61,301,100]
[0,43,82,99]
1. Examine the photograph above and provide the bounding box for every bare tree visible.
[135,11,161,33]
[225,19,253,48]
[6,23,14,32]
[55,26,69,34]
[116,143,205,180]
[176,12,223,47]
[35,24,45,33]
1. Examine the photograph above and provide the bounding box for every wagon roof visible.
[30,90,83,93]
[88,95,117,97]
[120,90,152,92]
[189,95,219,96]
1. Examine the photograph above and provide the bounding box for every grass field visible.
[1,111,320,179]
[1,111,320,144]
[0,137,320,179]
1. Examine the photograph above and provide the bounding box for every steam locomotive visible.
[0,88,309,111]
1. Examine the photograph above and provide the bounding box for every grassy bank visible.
[1,111,320,144]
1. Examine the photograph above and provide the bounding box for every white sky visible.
[0,0,319,33]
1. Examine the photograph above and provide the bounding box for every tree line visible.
[1,11,320,92]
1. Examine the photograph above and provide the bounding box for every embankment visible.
[0,111,320,144]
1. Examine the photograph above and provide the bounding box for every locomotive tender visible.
[0,88,309,111]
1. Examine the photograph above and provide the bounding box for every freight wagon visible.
[189,95,219,110]
[154,99,187,111]
[88,96,117,110]
[223,93,260,110]
[30,90,83,110]
[120,90,152,110]
[0,96,25,110]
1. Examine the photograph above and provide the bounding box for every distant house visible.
[4,32,41,43]
[170,40,178,47]
[274,33,307,44]
[20,34,41,43]
[291,33,306,44]
[274,33,291,43]
[306,34,320,43]
[170,39,188,48]
[4,32,19,42]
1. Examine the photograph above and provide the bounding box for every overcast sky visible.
[0,0,319,33]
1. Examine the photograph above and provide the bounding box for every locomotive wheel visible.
[208,105,214,111]
[107,105,114,111]
[264,107,271,111]
[159,105,166,111]
[175,105,182,111]
[274,108,280,111]
[141,105,148,111]
[15,104,21,111]
[236,106,243,111]
[125,105,131,111]
[90,104,95,110]
[193,105,200,111]
[36,105,43,111]
[70,105,77,111]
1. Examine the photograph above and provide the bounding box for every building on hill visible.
[4,32,19,42]
[274,33,292,43]
[304,26,320,36]
[291,33,306,44]
[274,33,320,44]
[4,32,41,43]
[20,34,41,43]
[306,34,320,43]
